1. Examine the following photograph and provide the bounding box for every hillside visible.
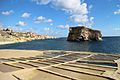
[0,28,54,44]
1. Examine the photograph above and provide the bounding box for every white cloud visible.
[34,16,53,24]
[114,28,120,31]
[77,16,94,28]
[21,12,31,18]
[114,3,120,15]
[32,0,93,27]
[45,19,53,22]
[114,9,120,14]
[52,0,90,25]
[50,23,53,26]
[16,21,27,26]
[57,24,70,29]
[117,5,120,8]
[89,5,93,10]
[32,0,51,5]
[44,27,50,31]
[44,27,50,35]
[1,10,14,16]
[52,0,88,15]
[34,16,45,23]
[0,22,4,28]
[70,15,89,23]
[88,17,94,27]
[53,0,90,24]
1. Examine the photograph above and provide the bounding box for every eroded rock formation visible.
[67,26,102,41]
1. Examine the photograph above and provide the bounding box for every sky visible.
[0,0,120,37]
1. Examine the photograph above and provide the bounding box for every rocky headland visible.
[67,26,102,41]
[0,28,55,45]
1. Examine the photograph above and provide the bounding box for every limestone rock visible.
[67,26,102,41]
[0,28,55,43]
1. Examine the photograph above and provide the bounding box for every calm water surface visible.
[0,37,120,54]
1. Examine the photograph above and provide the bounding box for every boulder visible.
[67,26,102,41]
[115,59,120,73]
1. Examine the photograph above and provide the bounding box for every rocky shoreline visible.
[0,28,55,45]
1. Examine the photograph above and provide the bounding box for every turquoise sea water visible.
[0,37,120,54]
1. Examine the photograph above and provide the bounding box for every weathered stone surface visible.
[115,59,120,73]
[67,26,102,41]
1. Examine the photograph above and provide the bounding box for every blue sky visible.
[0,0,120,37]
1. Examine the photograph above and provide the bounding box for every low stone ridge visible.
[67,26,102,41]
[0,28,55,43]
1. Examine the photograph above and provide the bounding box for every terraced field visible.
[0,50,120,80]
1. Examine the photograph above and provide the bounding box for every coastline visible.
[0,37,56,45]
[0,28,56,45]
[0,42,16,45]
[0,49,43,58]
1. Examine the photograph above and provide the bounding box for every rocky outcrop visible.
[0,28,55,43]
[67,26,102,41]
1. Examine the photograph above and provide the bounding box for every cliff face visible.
[67,26,102,41]
[0,28,55,42]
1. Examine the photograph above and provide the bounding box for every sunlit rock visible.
[67,26,102,41]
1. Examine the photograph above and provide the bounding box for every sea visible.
[0,37,120,54]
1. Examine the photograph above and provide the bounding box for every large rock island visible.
[67,26,102,41]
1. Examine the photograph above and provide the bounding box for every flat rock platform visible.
[0,50,120,80]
